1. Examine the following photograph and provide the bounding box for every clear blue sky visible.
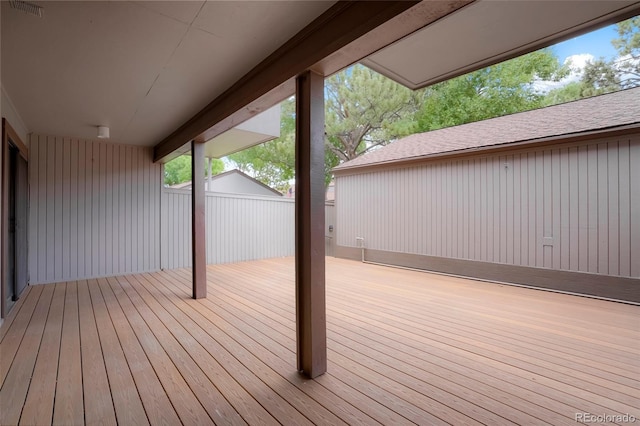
[551,24,619,62]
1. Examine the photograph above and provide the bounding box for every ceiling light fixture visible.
[97,126,110,139]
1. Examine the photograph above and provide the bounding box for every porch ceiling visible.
[0,1,332,147]
[3,1,640,158]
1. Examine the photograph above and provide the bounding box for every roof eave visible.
[334,123,640,176]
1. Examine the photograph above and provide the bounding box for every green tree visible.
[325,65,418,163]
[580,58,621,95]
[228,98,296,193]
[415,49,565,132]
[554,16,640,101]
[612,15,640,88]
[543,81,584,106]
[163,155,224,186]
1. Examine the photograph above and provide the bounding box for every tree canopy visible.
[163,155,224,186]
[547,16,640,101]
[414,49,565,132]
[612,15,640,88]
[325,65,418,162]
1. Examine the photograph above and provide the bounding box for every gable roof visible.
[334,87,640,173]
[170,169,282,196]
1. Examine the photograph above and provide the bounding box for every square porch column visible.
[192,141,206,299]
[295,70,327,378]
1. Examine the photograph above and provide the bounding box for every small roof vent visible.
[9,0,44,18]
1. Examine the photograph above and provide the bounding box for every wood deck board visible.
[53,281,83,426]
[132,273,275,426]
[78,279,117,425]
[327,309,601,422]
[0,286,34,343]
[327,291,640,413]
[194,266,572,425]
[98,277,182,426]
[0,285,43,385]
[326,270,640,360]
[0,284,54,426]
[1,257,638,425]
[184,260,640,420]
[326,287,640,397]
[150,270,390,426]
[89,279,149,426]
[149,271,334,426]
[174,268,517,424]
[208,271,600,423]
[116,274,246,425]
[19,283,65,426]
[328,272,640,363]
[105,277,214,426]
[198,261,640,417]
[162,269,423,426]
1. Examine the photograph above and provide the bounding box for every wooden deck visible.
[1,257,638,425]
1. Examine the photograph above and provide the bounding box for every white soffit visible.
[361,1,640,90]
[203,104,281,159]
[1,1,332,146]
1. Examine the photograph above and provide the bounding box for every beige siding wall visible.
[28,135,162,284]
[337,133,640,278]
[161,190,294,269]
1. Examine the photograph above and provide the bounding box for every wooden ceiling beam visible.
[153,0,427,162]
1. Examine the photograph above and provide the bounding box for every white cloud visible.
[564,53,596,74]
[533,53,595,93]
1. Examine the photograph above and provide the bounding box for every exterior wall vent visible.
[9,0,44,18]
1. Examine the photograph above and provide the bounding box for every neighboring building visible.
[170,169,282,197]
[333,88,640,303]
[325,181,335,201]
[284,182,335,201]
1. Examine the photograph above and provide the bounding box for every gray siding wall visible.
[28,135,162,284]
[336,133,640,278]
[161,190,294,269]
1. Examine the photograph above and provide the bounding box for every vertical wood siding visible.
[161,190,295,269]
[28,135,161,284]
[336,134,640,278]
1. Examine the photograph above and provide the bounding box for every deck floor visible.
[1,257,638,425]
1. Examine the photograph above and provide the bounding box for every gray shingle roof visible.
[335,87,640,171]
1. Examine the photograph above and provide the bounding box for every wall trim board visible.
[335,246,640,304]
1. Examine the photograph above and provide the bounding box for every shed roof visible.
[334,87,640,172]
